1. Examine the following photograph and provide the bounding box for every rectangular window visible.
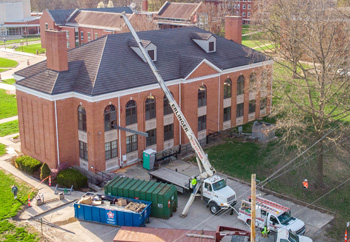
[243,4,246,9]
[66,31,69,39]
[95,33,98,39]
[224,107,231,122]
[260,98,267,110]
[75,31,79,47]
[145,102,156,120]
[148,50,155,60]
[126,107,137,125]
[237,80,244,95]
[248,4,251,9]
[242,11,246,17]
[163,98,172,115]
[105,140,118,160]
[237,103,244,118]
[198,90,207,107]
[209,42,214,52]
[164,124,174,141]
[249,100,256,113]
[248,12,251,17]
[80,31,84,41]
[126,135,138,153]
[198,115,206,131]
[146,129,157,147]
[79,141,88,160]
[88,32,91,41]
[67,41,70,49]
[45,23,48,30]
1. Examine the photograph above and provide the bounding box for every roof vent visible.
[191,32,216,53]
[128,39,157,62]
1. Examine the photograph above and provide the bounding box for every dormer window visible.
[129,39,157,62]
[148,50,155,61]
[209,42,214,52]
[192,32,216,53]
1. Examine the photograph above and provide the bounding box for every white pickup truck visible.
[276,228,313,242]
[237,196,306,235]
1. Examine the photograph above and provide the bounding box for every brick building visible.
[40,7,135,49]
[233,0,256,24]
[14,18,273,173]
[153,2,204,29]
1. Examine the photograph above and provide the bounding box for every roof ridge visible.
[92,34,109,90]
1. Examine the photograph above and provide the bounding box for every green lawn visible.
[0,37,40,45]
[0,120,19,137]
[0,170,38,241]
[0,69,7,72]
[15,44,45,54]
[0,58,18,68]
[1,78,16,85]
[0,143,5,156]
[0,89,17,119]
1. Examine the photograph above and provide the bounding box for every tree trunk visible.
[316,140,324,188]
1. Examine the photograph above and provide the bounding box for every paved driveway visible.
[24,160,334,242]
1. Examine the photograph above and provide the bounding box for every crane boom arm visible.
[121,13,215,177]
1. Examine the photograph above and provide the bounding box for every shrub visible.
[56,169,87,190]
[15,156,41,174]
[40,163,51,181]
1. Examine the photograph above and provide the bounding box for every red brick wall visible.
[46,31,68,72]
[60,26,75,50]
[17,61,272,171]
[17,91,58,169]
[225,16,242,44]
[40,10,60,49]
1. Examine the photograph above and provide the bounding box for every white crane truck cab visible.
[237,196,306,235]
[201,175,237,214]
[277,228,313,242]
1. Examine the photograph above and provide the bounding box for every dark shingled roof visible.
[48,7,133,25]
[16,27,268,96]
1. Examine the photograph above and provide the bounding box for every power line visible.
[172,122,347,242]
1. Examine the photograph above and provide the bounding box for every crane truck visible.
[120,13,237,217]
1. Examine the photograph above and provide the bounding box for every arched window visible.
[145,96,156,120]
[224,79,232,99]
[78,106,86,131]
[249,73,256,92]
[126,100,137,125]
[237,75,245,95]
[104,105,116,131]
[261,70,268,90]
[163,94,173,116]
[198,85,207,107]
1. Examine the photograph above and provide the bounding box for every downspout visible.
[179,83,182,145]
[218,75,221,131]
[118,96,122,167]
[54,100,60,168]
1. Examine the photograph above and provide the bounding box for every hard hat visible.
[304,179,308,181]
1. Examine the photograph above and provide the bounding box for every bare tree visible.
[253,0,350,187]
[121,13,158,32]
[200,3,231,35]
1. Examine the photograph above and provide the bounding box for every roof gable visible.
[156,2,201,20]
[186,59,221,80]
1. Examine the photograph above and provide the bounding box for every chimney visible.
[142,0,148,12]
[225,16,242,45]
[45,30,68,72]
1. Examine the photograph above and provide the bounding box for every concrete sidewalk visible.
[0,115,18,124]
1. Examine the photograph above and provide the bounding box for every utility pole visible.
[251,174,256,242]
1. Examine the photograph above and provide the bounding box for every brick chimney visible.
[142,0,148,12]
[45,30,68,72]
[225,16,242,45]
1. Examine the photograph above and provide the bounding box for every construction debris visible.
[125,202,147,213]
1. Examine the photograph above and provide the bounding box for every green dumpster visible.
[105,177,177,219]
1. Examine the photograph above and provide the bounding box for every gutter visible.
[54,100,60,168]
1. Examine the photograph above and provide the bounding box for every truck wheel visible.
[209,202,220,215]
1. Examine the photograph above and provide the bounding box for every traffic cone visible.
[345,230,348,242]
[49,175,51,187]
[28,195,31,207]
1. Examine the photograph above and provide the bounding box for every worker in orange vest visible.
[303,179,308,189]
